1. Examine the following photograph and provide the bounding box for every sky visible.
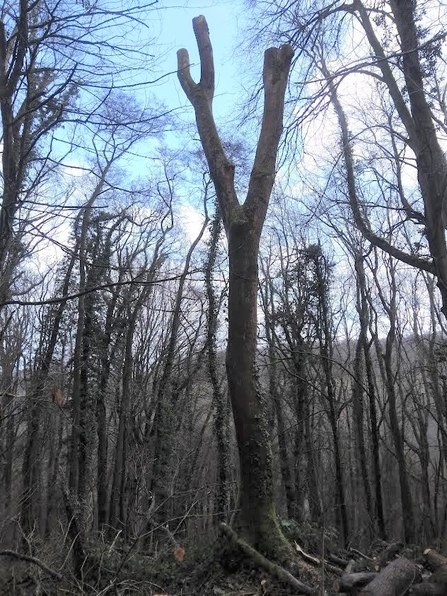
[154,1,246,121]
[147,1,249,240]
[31,1,250,264]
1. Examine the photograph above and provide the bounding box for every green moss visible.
[257,505,295,565]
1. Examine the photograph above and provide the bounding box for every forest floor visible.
[0,524,431,595]
[0,556,292,594]
[0,552,326,596]
[0,532,335,595]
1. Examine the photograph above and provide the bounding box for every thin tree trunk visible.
[351,335,373,536]
[313,250,349,546]
[259,258,296,519]
[20,245,79,543]
[363,336,386,539]
[374,255,415,543]
[150,214,208,527]
[109,284,152,533]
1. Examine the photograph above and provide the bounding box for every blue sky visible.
[155,1,246,120]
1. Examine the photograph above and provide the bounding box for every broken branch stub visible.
[193,15,214,99]
[177,15,214,106]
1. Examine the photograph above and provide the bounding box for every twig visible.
[350,547,373,561]
[294,541,342,575]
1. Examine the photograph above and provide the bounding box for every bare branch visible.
[0,550,63,581]
[193,15,214,100]
[177,15,239,228]
[246,44,293,226]
[2,270,203,307]
[320,57,435,276]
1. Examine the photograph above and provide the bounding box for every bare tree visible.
[0,1,164,310]
[177,16,293,558]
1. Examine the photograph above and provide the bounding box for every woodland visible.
[1,0,447,594]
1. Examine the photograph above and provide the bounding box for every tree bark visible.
[359,557,421,596]
[177,16,294,558]
[333,572,378,592]
[410,585,447,596]
[205,210,230,520]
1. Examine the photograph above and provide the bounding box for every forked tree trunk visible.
[177,16,293,558]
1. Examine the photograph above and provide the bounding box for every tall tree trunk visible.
[96,292,122,531]
[313,249,349,546]
[354,253,387,540]
[20,245,79,544]
[364,338,386,539]
[68,163,112,527]
[109,283,152,534]
[356,0,447,317]
[227,220,284,550]
[352,255,375,536]
[177,16,294,559]
[373,254,415,543]
[1,336,19,520]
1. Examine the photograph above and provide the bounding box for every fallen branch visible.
[410,584,447,595]
[359,557,421,596]
[423,548,447,585]
[220,523,316,595]
[0,550,63,580]
[373,541,404,570]
[349,547,373,561]
[328,553,350,568]
[294,541,342,575]
[294,542,320,566]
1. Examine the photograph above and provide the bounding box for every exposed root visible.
[220,523,317,595]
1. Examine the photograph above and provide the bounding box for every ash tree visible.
[177,16,294,560]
